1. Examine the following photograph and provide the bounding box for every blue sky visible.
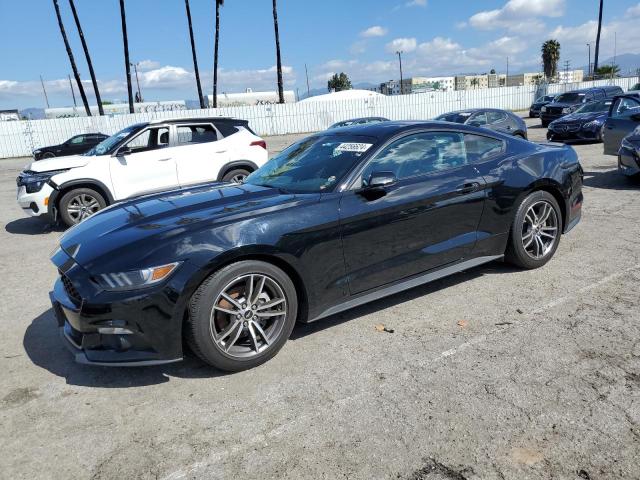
[1,0,639,109]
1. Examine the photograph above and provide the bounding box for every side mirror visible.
[115,146,132,157]
[364,171,397,189]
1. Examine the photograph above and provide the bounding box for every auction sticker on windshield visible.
[335,143,373,153]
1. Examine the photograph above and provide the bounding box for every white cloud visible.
[627,3,640,17]
[385,37,417,53]
[350,40,367,55]
[136,59,161,71]
[406,0,426,7]
[360,25,388,38]
[469,0,564,31]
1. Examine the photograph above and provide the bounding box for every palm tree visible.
[68,0,103,115]
[595,64,620,77]
[541,39,561,81]
[272,0,284,103]
[119,0,134,113]
[52,0,91,115]
[593,0,604,74]
[185,0,205,109]
[212,0,224,108]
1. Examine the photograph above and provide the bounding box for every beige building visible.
[455,75,489,90]
[505,72,544,87]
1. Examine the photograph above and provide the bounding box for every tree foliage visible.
[541,39,561,80]
[328,72,352,92]
[595,64,620,77]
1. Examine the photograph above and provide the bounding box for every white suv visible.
[16,118,268,227]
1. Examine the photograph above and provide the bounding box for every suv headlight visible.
[96,262,180,291]
[17,169,69,193]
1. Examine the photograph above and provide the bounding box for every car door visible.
[109,125,179,199]
[604,97,640,155]
[65,135,87,155]
[173,123,229,187]
[339,130,486,295]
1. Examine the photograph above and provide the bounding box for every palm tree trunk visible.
[185,0,204,109]
[119,0,134,114]
[68,0,103,115]
[272,0,284,103]
[593,0,603,74]
[52,0,91,115]
[213,0,221,108]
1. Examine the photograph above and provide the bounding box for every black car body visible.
[329,117,389,129]
[618,127,640,177]
[50,121,583,369]
[33,133,108,160]
[529,95,556,118]
[603,95,640,156]
[546,99,612,142]
[540,86,624,127]
[435,109,527,138]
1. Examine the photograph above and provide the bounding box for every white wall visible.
[1,76,637,159]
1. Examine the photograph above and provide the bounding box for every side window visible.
[464,134,504,163]
[486,111,507,124]
[176,124,219,145]
[612,98,640,118]
[69,135,84,144]
[467,112,487,127]
[362,132,467,182]
[123,127,169,153]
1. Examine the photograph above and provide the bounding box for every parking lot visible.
[1,116,639,479]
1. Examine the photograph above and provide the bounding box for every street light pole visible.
[587,43,591,78]
[396,50,404,95]
[68,73,77,107]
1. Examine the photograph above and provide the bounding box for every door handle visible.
[456,182,481,194]
[215,150,227,154]
[157,157,172,162]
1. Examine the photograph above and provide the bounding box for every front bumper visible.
[618,147,640,177]
[16,183,54,218]
[546,125,601,142]
[49,248,196,366]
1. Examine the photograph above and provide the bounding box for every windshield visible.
[435,112,472,124]
[631,83,640,91]
[575,99,611,114]
[83,124,145,156]
[554,92,586,104]
[244,135,377,193]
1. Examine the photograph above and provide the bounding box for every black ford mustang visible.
[50,121,583,371]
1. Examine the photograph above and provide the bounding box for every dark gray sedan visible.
[435,109,527,139]
[603,95,640,156]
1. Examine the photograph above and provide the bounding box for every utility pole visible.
[506,56,509,82]
[305,63,310,97]
[564,60,570,90]
[396,51,404,95]
[613,31,617,80]
[587,43,591,78]
[131,62,143,102]
[40,75,50,108]
[68,74,77,107]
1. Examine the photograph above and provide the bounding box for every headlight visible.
[562,107,571,114]
[621,138,640,154]
[33,149,41,155]
[96,262,180,291]
[582,120,603,130]
[541,106,547,112]
[17,169,69,193]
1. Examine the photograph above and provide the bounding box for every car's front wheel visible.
[59,187,107,227]
[222,168,251,183]
[506,191,562,269]
[187,260,298,371]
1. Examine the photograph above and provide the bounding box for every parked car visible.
[49,120,583,370]
[435,108,527,138]
[618,127,640,177]
[540,86,624,127]
[529,94,556,118]
[603,95,640,156]
[17,117,268,227]
[329,117,389,129]
[628,83,640,96]
[32,133,108,160]
[546,99,612,142]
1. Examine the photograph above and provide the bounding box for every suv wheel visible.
[187,260,298,371]
[222,168,251,183]
[59,187,107,227]
[505,191,562,269]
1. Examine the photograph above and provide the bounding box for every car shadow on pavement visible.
[290,261,519,340]
[5,217,64,235]
[23,309,227,388]
[582,168,640,190]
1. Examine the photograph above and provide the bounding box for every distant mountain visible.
[578,53,640,76]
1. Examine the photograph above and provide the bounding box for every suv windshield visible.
[83,124,145,156]
[554,92,586,104]
[575,99,611,113]
[245,135,377,193]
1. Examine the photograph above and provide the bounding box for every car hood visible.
[59,182,318,270]
[27,155,91,172]
[552,111,607,123]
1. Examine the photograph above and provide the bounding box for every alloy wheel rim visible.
[67,194,101,223]
[209,274,287,358]
[231,173,247,183]
[521,200,558,260]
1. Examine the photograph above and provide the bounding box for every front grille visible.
[546,107,563,115]
[60,272,81,303]
[552,123,580,133]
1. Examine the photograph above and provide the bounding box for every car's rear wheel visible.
[506,191,562,269]
[187,260,298,371]
[59,187,106,227]
[541,121,550,128]
[222,168,251,183]
[42,152,55,159]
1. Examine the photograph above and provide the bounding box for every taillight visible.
[250,140,267,150]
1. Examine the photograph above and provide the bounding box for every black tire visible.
[187,260,298,372]
[222,168,251,183]
[42,152,55,159]
[541,121,550,128]
[505,191,562,270]
[59,187,107,228]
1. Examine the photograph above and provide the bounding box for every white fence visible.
[1,76,637,159]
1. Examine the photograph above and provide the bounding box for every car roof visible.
[146,117,246,126]
[438,108,512,114]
